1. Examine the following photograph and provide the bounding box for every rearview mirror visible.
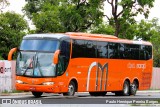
[8,48,17,61]
[53,50,60,64]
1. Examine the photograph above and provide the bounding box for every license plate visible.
[29,87,36,91]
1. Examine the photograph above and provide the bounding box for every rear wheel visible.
[32,92,43,98]
[63,81,76,96]
[123,81,130,96]
[115,81,130,96]
[130,81,138,96]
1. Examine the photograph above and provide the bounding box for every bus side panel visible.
[138,59,153,90]
[68,58,123,92]
[67,58,152,92]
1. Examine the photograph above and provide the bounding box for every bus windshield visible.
[16,39,59,77]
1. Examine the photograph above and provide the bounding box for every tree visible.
[118,19,154,40]
[149,18,160,67]
[90,23,115,35]
[23,0,104,33]
[150,30,160,67]
[0,12,28,59]
[105,0,155,37]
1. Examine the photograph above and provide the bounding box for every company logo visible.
[1,99,42,104]
[127,63,146,69]
[2,99,12,104]
[86,62,108,91]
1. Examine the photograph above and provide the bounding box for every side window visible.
[130,45,140,60]
[84,40,96,58]
[124,44,140,60]
[119,43,125,59]
[97,42,108,58]
[139,45,145,60]
[72,39,97,58]
[124,44,131,59]
[145,46,152,60]
[72,39,84,58]
[108,43,119,59]
[57,39,70,76]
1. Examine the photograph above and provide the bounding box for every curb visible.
[0,92,31,96]
[137,90,160,93]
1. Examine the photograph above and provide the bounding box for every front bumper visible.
[16,83,62,93]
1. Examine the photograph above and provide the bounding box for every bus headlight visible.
[16,80,24,84]
[42,82,54,85]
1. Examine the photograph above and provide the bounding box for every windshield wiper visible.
[23,67,29,76]
[23,56,34,76]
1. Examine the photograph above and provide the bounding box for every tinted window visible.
[71,39,152,60]
[72,40,85,58]
[57,39,70,75]
[108,43,119,59]
[124,44,139,60]
[130,45,140,60]
[145,46,152,60]
[60,40,70,59]
[97,42,108,58]
[139,45,145,60]
[119,44,125,59]
[84,40,96,58]
[20,39,58,52]
[139,45,152,60]
[72,39,96,58]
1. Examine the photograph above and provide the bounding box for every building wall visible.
[0,60,16,92]
[150,67,160,89]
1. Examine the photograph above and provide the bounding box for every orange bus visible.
[8,32,153,97]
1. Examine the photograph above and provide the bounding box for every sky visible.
[2,0,26,14]
[2,0,160,25]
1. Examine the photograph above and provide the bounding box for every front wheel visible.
[63,81,76,96]
[32,92,43,98]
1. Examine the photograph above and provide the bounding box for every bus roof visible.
[23,32,152,46]
[65,32,152,46]
[23,34,68,39]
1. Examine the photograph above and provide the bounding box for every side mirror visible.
[53,50,60,64]
[8,48,17,61]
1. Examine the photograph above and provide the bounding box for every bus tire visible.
[32,92,43,98]
[63,81,76,96]
[122,81,130,96]
[115,81,130,96]
[130,81,138,96]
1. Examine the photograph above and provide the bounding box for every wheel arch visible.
[123,78,131,86]
[69,78,78,92]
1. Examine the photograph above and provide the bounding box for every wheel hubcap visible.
[124,83,129,94]
[132,84,137,92]
[68,84,74,95]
